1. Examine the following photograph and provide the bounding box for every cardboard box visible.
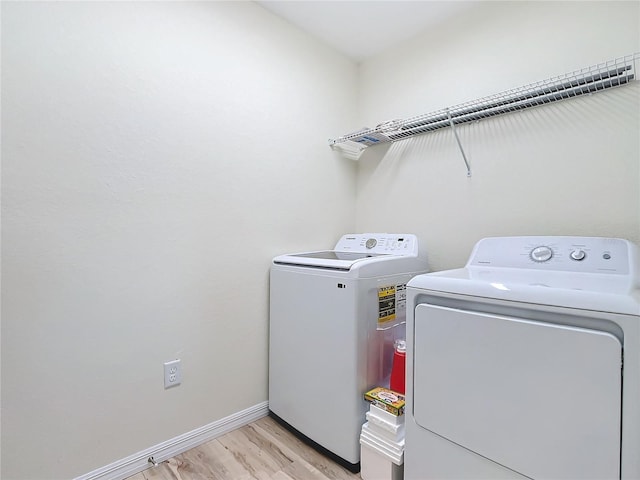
[364,387,405,416]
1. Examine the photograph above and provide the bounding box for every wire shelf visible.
[329,53,639,167]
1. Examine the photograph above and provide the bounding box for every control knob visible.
[570,249,586,261]
[365,238,377,249]
[530,246,553,263]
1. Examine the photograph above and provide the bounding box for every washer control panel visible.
[469,236,635,274]
[335,233,419,255]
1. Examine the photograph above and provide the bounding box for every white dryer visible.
[269,233,428,471]
[405,236,640,480]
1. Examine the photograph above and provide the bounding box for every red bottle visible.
[390,339,406,394]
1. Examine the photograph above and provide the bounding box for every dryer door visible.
[413,303,622,480]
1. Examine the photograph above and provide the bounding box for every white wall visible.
[0,2,357,479]
[356,1,640,271]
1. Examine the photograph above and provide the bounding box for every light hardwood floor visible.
[126,416,361,480]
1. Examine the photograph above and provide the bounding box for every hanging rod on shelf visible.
[329,53,639,168]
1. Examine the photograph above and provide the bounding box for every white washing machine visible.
[405,236,640,480]
[269,233,428,471]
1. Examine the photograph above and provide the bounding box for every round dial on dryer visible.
[570,249,586,261]
[365,238,377,249]
[530,246,553,263]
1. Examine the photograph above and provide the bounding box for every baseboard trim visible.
[74,401,269,480]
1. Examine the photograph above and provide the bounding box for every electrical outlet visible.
[164,359,182,389]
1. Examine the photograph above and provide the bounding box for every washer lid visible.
[272,233,423,271]
[273,251,389,270]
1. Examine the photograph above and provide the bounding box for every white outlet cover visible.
[163,359,182,389]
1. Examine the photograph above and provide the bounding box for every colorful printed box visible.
[364,387,405,416]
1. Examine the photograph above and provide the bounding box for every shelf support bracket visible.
[447,109,471,177]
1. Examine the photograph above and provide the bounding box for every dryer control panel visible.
[335,233,419,256]
[468,236,637,275]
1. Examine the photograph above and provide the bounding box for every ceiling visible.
[256,1,476,62]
